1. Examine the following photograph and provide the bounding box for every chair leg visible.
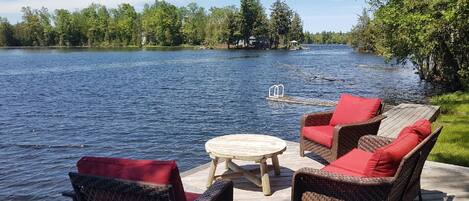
[418,189,423,201]
[299,138,305,157]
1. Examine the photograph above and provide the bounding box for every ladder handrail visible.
[269,84,284,98]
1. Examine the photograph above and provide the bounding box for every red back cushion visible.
[410,119,432,141]
[77,156,187,201]
[364,133,420,177]
[329,94,382,126]
[397,119,432,141]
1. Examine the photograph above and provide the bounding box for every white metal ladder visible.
[268,84,285,98]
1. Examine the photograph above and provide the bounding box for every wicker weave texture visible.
[302,139,334,162]
[292,168,392,201]
[70,173,173,201]
[68,173,234,201]
[357,135,394,152]
[194,179,233,201]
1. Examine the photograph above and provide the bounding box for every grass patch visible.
[429,91,469,167]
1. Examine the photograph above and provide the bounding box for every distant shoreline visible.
[0,43,348,50]
[0,45,201,50]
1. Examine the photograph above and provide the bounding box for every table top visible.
[205,134,287,161]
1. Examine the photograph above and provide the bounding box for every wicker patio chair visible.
[63,157,233,201]
[65,172,233,201]
[300,94,386,162]
[292,126,442,201]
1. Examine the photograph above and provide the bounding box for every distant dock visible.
[266,84,337,107]
[266,95,337,107]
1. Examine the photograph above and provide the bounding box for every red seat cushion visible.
[301,125,335,148]
[365,133,420,177]
[322,149,372,177]
[77,157,187,201]
[329,94,382,126]
[185,192,201,201]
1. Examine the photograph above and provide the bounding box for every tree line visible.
[0,0,304,49]
[350,0,469,90]
[303,31,349,44]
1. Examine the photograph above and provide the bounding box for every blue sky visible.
[0,0,367,33]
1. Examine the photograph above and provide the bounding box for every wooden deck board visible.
[378,104,413,135]
[182,141,469,201]
[378,103,440,138]
[379,105,421,137]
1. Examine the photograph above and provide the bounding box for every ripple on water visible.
[0,45,440,200]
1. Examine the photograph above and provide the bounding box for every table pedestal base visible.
[206,155,281,196]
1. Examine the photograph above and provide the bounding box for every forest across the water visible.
[0,0,318,49]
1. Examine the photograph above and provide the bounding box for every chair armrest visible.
[358,135,395,152]
[377,102,386,115]
[292,167,393,201]
[61,191,76,201]
[332,115,387,159]
[195,180,233,201]
[300,111,334,128]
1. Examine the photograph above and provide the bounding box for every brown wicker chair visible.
[292,126,442,201]
[65,172,233,201]
[300,103,386,162]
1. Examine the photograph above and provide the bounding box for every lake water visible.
[0,45,439,200]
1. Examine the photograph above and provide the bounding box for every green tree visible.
[38,8,55,46]
[303,31,350,44]
[142,1,182,46]
[19,7,43,46]
[181,3,207,45]
[80,4,110,46]
[252,6,270,48]
[270,0,292,48]
[239,0,264,47]
[109,4,139,46]
[205,6,239,47]
[54,9,73,46]
[72,11,89,45]
[303,31,312,43]
[366,0,469,90]
[81,4,99,47]
[350,9,375,52]
[97,5,111,45]
[225,7,241,48]
[289,12,303,43]
[0,17,15,46]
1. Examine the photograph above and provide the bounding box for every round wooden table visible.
[205,134,287,196]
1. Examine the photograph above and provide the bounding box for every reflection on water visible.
[0,44,441,200]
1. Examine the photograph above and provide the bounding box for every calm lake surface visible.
[0,45,438,200]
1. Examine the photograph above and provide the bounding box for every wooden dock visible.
[180,103,468,200]
[266,96,337,107]
[266,96,441,138]
[182,141,469,201]
[378,103,440,138]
